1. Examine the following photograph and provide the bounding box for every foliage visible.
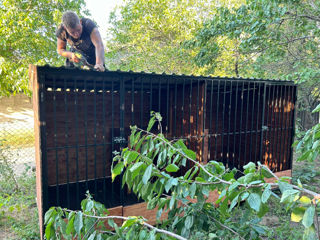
[295,104,320,162]
[0,0,88,96]
[45,113,320,240]
[0,162,38,239]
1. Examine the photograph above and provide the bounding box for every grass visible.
[0,165,39,240]
[0,128,34,148]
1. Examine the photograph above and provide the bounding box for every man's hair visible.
[62,11,80,29]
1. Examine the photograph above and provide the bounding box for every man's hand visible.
[71,53,81,63]
[94,63,105,72]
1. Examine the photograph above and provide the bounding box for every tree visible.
[0,0,88,96]
[106,0,222,75]
[187,0,320,128]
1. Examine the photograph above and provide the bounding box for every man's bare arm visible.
[90,28,105,71]
[57,38,79,63]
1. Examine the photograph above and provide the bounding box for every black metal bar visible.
[233,81,239,168]
[195,80,200,160]
[282,86,291,170]
[269,85,277,171]
[188,78,193,168]
[74,79,80,207]
[202,81,207,162]
[254,83,262,163]
[243,82,251,166]
[221,81,227,163]
[227,81,233,166]
[274,85,283,171]
[259,83,267,163]
[141,77,144,128]
[166,78,169,135]
[214,80,221,160]
[288,86,297,170]
[150,77,153,115]
[264,85,272,166]
[238,82,245,169]
[102,79,107,205]
[158,78,161,114]
[132,77,135,125]
[181,79,186,138]
[174,79,178,136]
[249,82,256,163]
[120,76,125,205]
[278,85,287,171]
[84,79,89,189]
[93,79,97,196]
[53,77,59,206]
[64,78,70,209]
[208,80,214,160]
[111,78,115,204]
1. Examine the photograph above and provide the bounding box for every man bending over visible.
[56,11,105,72]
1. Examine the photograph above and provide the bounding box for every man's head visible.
[62,11,82,39]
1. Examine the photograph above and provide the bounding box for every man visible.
[56,11,105,72]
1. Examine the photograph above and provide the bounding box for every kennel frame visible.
[29,65,297,237]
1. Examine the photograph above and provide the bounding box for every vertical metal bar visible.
[132,77,135,125]
[254,83,262,163]
[249,82,256,163]
[221,80,227,163]
[278,85,287,171]
[84,79,89,189]
[102,79,107,205]
[288,86,297,170]
[174,79,177,137]
[195,80,200,159]
[158,78,161,113]
[238,82,245,169]
[208,80,214,160]
[111,78,115,204]
[64,78,70,209]
[93,79,97,196]
[269,85,277,171]
[166,78,170,135]
[120,77,125,205]
[232,81,239,168]
[150,77,153,116]
[53,78,59,206]
[141,77,144,128]
[188,78,193,169]
[259,83,267,163]
[282,86,291,170]
[274,85,283,172]
[202,81,207,162]
[264,84,272,166]
[74,79,79,207]
[181,79,186,138]
[214,80,221,160]
[227,81,233,166]
[243,82,251,166]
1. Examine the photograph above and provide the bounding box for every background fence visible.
[0,94,35,176]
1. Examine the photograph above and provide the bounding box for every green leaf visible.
[112,162,124,181]
[66,214,75,235]
[142,164,153,184]
[228,181,240,192]
[312,103,320,113]
[247,193,261,212]
[147,116,156,131]
[229,195,239,211]
[122,217,138,228]
[280,189,300,203]
[303,225,317,240]
[243,162,256,174]
[302,206,315,228]
[291,207,305,223]
[166,164,180,173]
[74,211,83,236]
[261,185,272,203]
[183,149,196,160]
[184,215,194,229]
[88,231,96,240]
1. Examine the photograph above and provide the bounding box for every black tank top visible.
[56,18,96,65]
